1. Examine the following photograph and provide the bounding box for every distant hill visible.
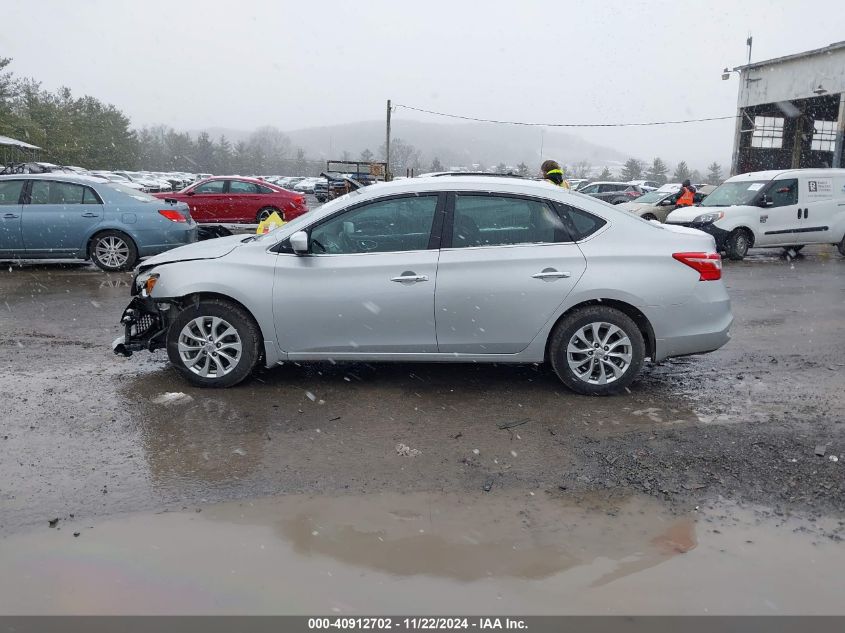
[193,120,630,170]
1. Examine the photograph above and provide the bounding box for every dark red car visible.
[154,177,307,223]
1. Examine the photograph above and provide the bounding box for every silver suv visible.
[113,176,732,395]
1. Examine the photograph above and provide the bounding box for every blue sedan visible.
[0,174,198,271]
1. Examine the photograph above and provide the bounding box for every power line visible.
[393,104,738,128]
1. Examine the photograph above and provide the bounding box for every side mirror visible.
[186,190,196,196]
[760,194,773,207]
[290,230,309,255]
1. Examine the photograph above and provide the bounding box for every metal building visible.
[728,41,845,175]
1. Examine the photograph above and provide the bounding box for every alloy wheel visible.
[94,236,129,269]
[566,321,633,385]
[177,316,243,378]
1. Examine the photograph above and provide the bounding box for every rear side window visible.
[29,181,87,205]
[82,187,101,204]
[258,185,275,194]
[229,180,261,194]
[557,203,607,240]
[0,180,24,205]
[451,194,568,248]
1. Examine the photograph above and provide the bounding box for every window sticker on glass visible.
[747,183,764,191]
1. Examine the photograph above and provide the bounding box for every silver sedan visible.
[113,176,732,395]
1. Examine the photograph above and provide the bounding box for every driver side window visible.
[768,179,798,207]
[310,195,438,254]
[194,180,225,194]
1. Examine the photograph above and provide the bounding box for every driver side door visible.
[272,193,445,356]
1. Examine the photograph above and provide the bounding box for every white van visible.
[665,169,845,260]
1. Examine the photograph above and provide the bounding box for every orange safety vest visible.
[677,187,694,206]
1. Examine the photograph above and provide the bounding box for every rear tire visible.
[166,299,261,388]
[726,228,751,261]
[549,306,645,396]
[641,213,658,222]
[89,230,138,272]
[256,206,282,223]
[838,236,845,257]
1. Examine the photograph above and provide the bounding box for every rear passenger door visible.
[227,179,262,222]
[799,175,837,244]
[0,179,25,255]
[434,193,587,354]
[22,180,103,254]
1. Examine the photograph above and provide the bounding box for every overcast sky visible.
[2,0,843,167]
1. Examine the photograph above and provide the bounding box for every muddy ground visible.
[0,244,844,613]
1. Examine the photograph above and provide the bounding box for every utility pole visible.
[385,99,392,181]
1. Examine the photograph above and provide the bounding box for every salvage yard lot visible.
[1,245,843,535]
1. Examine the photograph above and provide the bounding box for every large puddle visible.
[1,490,842,615]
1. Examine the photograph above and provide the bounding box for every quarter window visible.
[767,179,798,207]
[258,185,275,194]
[310,195,438,254]
[557,204,607,240]
[82,187,101,204]
[29,181,87,205]
[0,180,24,205]
[451,194,566,248]
[193,180,225,194]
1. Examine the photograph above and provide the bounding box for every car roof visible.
[584,181,627,186]
[0,173,104,184]
[726,168,845,182]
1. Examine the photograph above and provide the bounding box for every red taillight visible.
[673,252,722,281]
[158,209,187,223]
[626,191,640,197]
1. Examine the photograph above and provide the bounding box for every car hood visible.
[617,201,655,212]
[666,206,713,222]
[138,234,248,271]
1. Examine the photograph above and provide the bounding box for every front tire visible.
[725,228,751,261]
[641,213,658,222]
[838,236,845,257]
[549,306,645,396]
[90,231,138,272]
[166,299,261,388]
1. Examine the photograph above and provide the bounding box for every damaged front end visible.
[112,295,175,357]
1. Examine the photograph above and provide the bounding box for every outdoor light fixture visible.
[813,84,828,95]
[722,67,731,80]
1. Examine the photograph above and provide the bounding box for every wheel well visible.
[731,226,755,247]
[87,229,136,256]
[545,299,656,360]
[179,292,265,359]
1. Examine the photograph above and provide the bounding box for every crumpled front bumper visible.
[112,296,170,357]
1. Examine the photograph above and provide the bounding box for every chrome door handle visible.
[81,212,99,218]
[532,270,571,279]
[391,273,429,283]
[3,213,19,219]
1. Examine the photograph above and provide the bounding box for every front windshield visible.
[255,190,361,241]
[700,181,767,207]
[634,191,668,204]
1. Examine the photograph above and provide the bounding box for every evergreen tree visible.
[620,158,645,181]
[596,166,615,181]
[195,132,215,173]
[215,135,233,174]
[495,162,508,173]
[645,157,669,184]
[516,162,529,177]
[706,161,723,184]
[429,156,444,172]
[672,161,691,182]
[690,169,703,184]
[359,148,374,162]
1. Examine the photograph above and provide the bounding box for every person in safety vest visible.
[540,160,571,189]
[676,179,696,207]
